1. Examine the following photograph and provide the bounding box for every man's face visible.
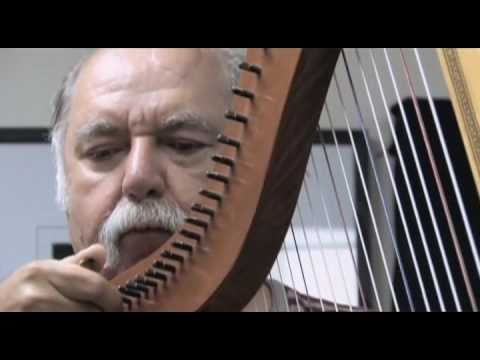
[63,49,229,277]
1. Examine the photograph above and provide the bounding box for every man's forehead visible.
[66,49,229,137]
[79,48,213,91]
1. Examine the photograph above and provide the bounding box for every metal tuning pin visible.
[212,155,235,168]
[200,189,223,203]
[145,268,168,282]
[185,216,209,230]
[162,250,185,265]
[239,62,262,76]
[192,203,216,218]
[153,260,176,274]
[126,282,150,299]
[173,241,194,255]
[136,276,158,291]
[217,134,241,149]
[207,171,230,185]
[180,228,203,242]
[232,87,255,101]
[121,296,133,311]
[118,286,142,299]
[225,110,249,125]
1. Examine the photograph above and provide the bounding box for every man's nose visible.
[122,139,165,203]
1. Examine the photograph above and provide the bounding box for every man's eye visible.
[166,141,207,154]
[87,148,121,162]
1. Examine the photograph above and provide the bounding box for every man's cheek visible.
[168,176,200,207]
[69,196,102,244]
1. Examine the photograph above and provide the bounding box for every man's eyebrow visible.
[75,120,126,148]
[74,112,221,150]
[159,112,221,136]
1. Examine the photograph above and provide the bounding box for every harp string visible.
[413,48,480,310]
[383,48,447,311]
[398,48,463,311]
[282,239,302,311]
[304,157,353,311]
[401,49,478,311]
[287,124,360,310]
[353,48,431,311]
[306,164,355,311]
[267,48,479,311]
[319,109,381,311]
[267,274,277,312]
[307,141,363,311]
[367,49,432,311]
[305,157,355,311]
[302,173,341,311]
[272,260,291,312]
[406,51,477,313]
[332,71,400,311]
[317,112,377,311]
[261,279,269,312]
[341,49,415,311]
[289,223,312,303]
[295,204,326,311]
[308,146,356,311]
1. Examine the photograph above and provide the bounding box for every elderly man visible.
[0,48,335,312]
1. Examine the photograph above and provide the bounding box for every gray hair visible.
[50,48,246,211]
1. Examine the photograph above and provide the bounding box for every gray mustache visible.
[99,198,186,268]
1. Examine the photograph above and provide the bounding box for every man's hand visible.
[0,244,123,312]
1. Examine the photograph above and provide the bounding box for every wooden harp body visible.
[111,48,480,312]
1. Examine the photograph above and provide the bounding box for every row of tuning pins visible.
[118,49,267,311]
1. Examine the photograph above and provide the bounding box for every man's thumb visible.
[61,244,106,273]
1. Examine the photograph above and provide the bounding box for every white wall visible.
[0,144,68,280]
[0,48,93,128]
[0,49,94,280]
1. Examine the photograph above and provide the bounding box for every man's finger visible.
[61,244,106,273]
[47,261,123,312]
[25,284,104,312]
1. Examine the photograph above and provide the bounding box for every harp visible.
[111,48,480,312]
